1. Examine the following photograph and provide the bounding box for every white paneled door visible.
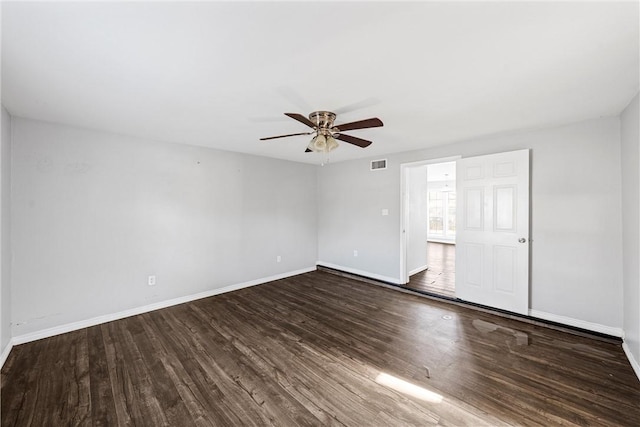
[455,150,530,315]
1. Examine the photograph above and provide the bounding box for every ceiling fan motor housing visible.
[309,111,336,130]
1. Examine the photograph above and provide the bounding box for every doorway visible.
[400,150,530,314]
[400,157,458,298]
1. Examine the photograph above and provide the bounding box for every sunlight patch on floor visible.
[375,372,443,403]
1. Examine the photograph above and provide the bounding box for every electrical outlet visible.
[353,250,358,257]
[276,255,281,263]
[148,275,156,286]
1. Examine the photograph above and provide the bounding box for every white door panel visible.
[456,149,530,315]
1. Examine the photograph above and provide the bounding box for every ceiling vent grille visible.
[370,159,387,170]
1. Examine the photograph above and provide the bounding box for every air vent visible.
[371,159,387,170]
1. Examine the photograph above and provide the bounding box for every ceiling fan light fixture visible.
[326,135,339,152]
[309,134,327,152]
[308,133,339,153]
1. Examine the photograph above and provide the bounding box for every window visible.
[447,192,456,234]
[428,192,443,233]
[428,190,456,240]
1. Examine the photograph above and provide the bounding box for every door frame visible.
[399,155,460,284]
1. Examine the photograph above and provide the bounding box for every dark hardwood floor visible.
[406,242,456,297]
[2,270,639,426]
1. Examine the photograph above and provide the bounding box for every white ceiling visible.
[2,1,638,165]
[427,161,456,183]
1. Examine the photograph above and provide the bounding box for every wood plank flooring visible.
[406,242,456,297]
[2,270,639,426]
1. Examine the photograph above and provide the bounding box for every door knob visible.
[518,238,527,243]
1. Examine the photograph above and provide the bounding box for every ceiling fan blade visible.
[260,131,312,141]
[335,133,373,148]
[284,113,316,128]
[276,86,313,112]
[332,98,380,115]
[334,118,383,132]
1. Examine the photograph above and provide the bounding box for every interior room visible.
[1,1,639,425]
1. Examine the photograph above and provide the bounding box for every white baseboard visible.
[0,339,14,369]
[528,309,623,338]
[316,262,402,284]
[409,265,428,276]
[12,267,316,346]
[622,342,640,381]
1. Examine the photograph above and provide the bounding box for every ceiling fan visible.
[260,111,383,153]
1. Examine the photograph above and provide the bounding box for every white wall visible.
[317,159,400,283]
[11,118,317,337]
[405,165,428,276]
[318,117,624,331]
[621,93,640,375]
[1,106,11,357]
